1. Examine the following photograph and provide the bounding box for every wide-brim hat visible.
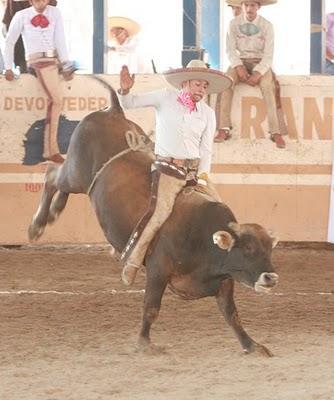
[108,16,141,38]
[225,0,242,6]
[231,0,277,5]
[163,60,232,94]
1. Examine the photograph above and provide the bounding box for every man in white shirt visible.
[4,0,74,163]
[117,59,232,285]
[107,16,152,74]
[216,0,286,149]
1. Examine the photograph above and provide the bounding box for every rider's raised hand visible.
[119,65,135,94]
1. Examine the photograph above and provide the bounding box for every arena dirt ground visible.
[0,244,333,400]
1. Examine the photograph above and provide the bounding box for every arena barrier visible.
[0,73,333,244]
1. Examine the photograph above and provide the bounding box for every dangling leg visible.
[121,170,185,285]
[259,70,285,149]
[34,61,64,162]
[215,66,238,142]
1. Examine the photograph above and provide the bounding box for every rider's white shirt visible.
[4,5,69,69]
[118,88,216,175]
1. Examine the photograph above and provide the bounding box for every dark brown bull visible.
[28,82,279,356]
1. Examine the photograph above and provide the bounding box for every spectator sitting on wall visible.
[107,15,152,74]
[4,0,74,164]
[2,0,57,73]
[215,0,286,149]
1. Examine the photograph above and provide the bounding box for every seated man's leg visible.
[34,61,64,162]
[272,72,288,136]
[325,60,334,75]
[259,70,286,148]
[121,171,186,285]
[215,66,238,142]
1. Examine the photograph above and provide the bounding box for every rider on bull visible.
[117,59,232,285]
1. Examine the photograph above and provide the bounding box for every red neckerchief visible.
[31,14,49,28]
[177,91,197,113]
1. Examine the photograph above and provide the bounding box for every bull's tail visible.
[93,75,125,115]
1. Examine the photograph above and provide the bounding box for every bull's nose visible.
[262,272,279,286]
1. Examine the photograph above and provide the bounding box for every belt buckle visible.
[174,159,184,168]
[45,50,55,58]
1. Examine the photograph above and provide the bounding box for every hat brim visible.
[226,0,242,6]
[108,16,141,38]
[233,0,277,5]
[163,67,233,94]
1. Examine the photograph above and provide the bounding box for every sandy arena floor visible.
[0,244,333,400]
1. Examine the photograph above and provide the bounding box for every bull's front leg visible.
[138,265,168,352]
[216,279,273,357]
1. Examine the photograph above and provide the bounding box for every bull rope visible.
[86,130,153,196]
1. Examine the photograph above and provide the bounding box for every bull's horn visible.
[228,222,241,237]
[213,231,235,252]
[268,230,279,248]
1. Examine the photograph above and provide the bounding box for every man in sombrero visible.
[107,16,151,74]
[117,60,232,285]
[226,0,242,17]
[216,0,286,149]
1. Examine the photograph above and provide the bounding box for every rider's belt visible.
[241,57,262,63]
[27,50,58,61]
[156,155,200,170]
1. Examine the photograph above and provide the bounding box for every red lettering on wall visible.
[25,183,44,192]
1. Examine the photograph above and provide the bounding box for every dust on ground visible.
[0,245,333,400]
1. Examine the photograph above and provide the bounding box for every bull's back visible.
[152,195,237,269]
[60,109,147,193]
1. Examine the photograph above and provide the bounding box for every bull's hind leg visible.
[28,164,61,241]
[216,279,273,357]
[48,191,69,224]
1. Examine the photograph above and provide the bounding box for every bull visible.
[28,81,279,356]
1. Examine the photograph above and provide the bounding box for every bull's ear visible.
[268,230,279,248]
[228,222,241,237]
[213,231,235,252]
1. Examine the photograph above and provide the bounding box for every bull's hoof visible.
[243,342,274,357]
[47,210,58,225]
[135,341,168,355]
[28,223,44,242]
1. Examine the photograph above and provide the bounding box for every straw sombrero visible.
[163,60,232,94]
[225,0,242,6]
[231,0,277,5]
[108,16,141,39]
